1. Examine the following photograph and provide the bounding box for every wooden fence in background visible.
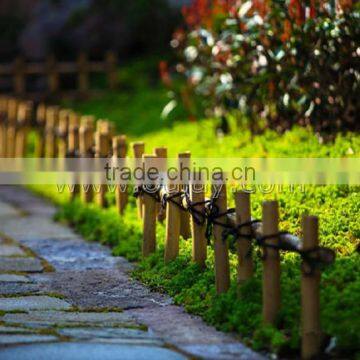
[0,52,118,97]
[0,97,337,360]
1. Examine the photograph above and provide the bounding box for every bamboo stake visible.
[78,52,89,94]
[94,120,111,207]
[301,216,321,359]
[178,151,191,239]
[154,147,167,222]
[164,173,181,263]
[212,172,230,294]
[15,101,32,157]
[0,97,8,157]
[35,103,46,158]
[6,98,18,158]
[79,115,95,203]
[68,111,80,200]
[45,106,59,158]
[113,135,128,214]
[106,51,118,89]
[57,109,70,158]
[132,142,145,219]
[14,56,25,95]
[234,191,253,283]
[47,54,59,94]
[190,172,207,268]
[142,154,157,257]
[262,200,281,324]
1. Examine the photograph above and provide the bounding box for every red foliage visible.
[288,0,305,25]
[159,61,172,87]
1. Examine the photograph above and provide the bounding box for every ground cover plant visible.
[32,121,360,357]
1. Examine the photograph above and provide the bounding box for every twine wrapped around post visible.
[301,215,321,359]
[79,115,95,203]
[212,172,230,294]
[77,52,89,94]
[190,171,207,268]
[178,152,191,239]
[262,200,281,324]
[132,142,145,219]
[142,154,158,257]
[234,191,253,284]
[47,54,59,94]
[57,109,70,158]
[113,135,128,214]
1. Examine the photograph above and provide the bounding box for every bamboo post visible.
[0,97,8,157]
[47,54,59,94]
[68,111,81,200]
[35,103,46,158]
[212,172,230,294]
[106,51,117,89]
[178,151,191,239]
[94,120,111,207]
[164,173,181,263]
[45,106,59,158]
[113,135,128,214]
[190,172,207,268]
[154,147,167,222]
[6,98,18,158]
[14,56,26,95]
[79,115,95,203]
[142,154,157,257]
[78,52,89,94]
[15,101,32,157]
[234,191,253,283]
[262,200,281,324]
[132,142,145,219]
[301,216,321,359]
[57,109,70,158]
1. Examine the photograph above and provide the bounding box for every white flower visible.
[258,54,268,67]
[184,46,198,62]
[220,73,233,85]
[238,1,252,17]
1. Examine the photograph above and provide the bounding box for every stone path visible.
[0,186,264,360]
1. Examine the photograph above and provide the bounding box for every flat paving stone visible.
[0,274,30,282]
[2,311,137,328]
[0,334,58,345]
[0,282,42,295]
[0,296,71,311]
[0,201,20,217]
[0,326,34,334]
[57,327,161,342]
[0,217,78,242]
[0,245,26,256]
[0,258,43,273]
[0,343,187,360]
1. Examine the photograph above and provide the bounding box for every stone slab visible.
[0,334,58,345]
[0,245,25,256]
[0,274,30,282]
[58,328,162,344]
[177,343,265,360]
[0,201,20,217]
[0,296,71,311]
[0,258,43,273]
[2,310,137,328]
[0,326,34,334]
[0,343,187,360]
[0,282,42,295]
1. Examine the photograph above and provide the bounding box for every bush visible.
[169,0,359,134]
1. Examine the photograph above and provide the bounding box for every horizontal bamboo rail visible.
[0,96,337,359]
[0,52,118,97]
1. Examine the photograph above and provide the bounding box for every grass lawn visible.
[33,59,360,357]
